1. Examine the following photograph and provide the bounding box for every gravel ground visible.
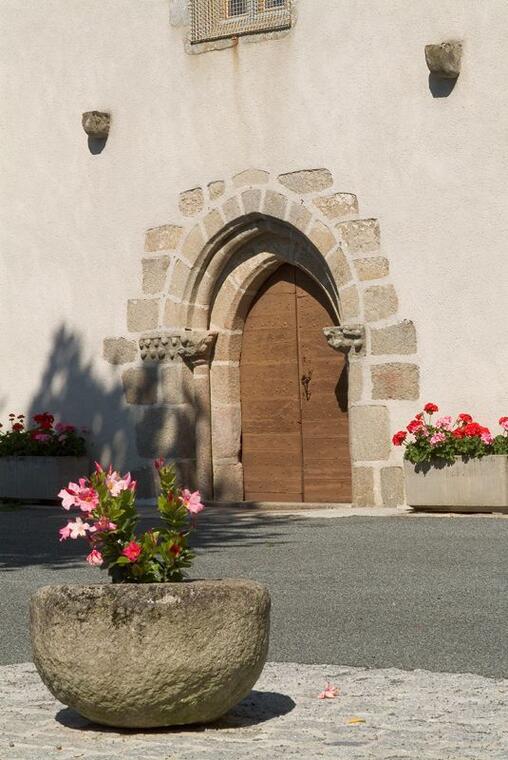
[1,661,506,759]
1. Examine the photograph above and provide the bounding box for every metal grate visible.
[190,0,292,45]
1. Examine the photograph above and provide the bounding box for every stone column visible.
[177,333,217,500]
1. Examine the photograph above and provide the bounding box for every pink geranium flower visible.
[179,489,205,515]
[499,416,508,431]
[34,432,50,442]
[435,416,453,430]
[318,682,339,700]
[122,541,142,562]
[86,549,103,567]
[430,432,446,445]
[481,429,493,445]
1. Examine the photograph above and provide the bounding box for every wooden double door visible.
[240,264,352,503]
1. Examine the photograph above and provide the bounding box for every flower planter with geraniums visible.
[0,412,88,502]
[30,460,270,728]
[393,405,508,512]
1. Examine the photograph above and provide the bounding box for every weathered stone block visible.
[263,190,287,219]
[288,202,312,233]
[81,111,110,138]
[326,247,352,287]
[136,405,195,459]
[425,41,462,79]
[162,298,184,328]
[339,285,360,319]
[127,299,159,332]
[208,180,225,200]
[214,331,243,362]
[241,189,262,214]
[167,258,192,301]
[350,405,390,461]
[103,337,137,365]
[354,256,389,281]
[203,209,224,239]
[363,284,399,322]
[278,169,333,194]
[308,221,336,255]
[381,466,405,507]
[179,188,204,217]
[337,219,380,254]
[371,363,420,400]
[122,367,158,405]
[212,404,241,459]
[370,320,417,355]
[352,467,375,507]
[181,225,205,266]
[233,169,269,188]
[160,364,194,405]
[211,364,240,405]
[144,224,183,253]
[348,361,363,404]
[213,462,244,501]
[223,196,242,222]
[313,193,358,220]
[142,256,170,294]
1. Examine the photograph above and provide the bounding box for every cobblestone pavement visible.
[1,661,506,759]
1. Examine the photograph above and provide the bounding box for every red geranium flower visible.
[169,544,182,557]
[407,418,424,434]
[33,412,54,431]
[458,413,473,425]
[12,422,24,432]
[392,431,407,446]
[424,403,439,414]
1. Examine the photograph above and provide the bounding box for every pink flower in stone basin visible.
[430,432,446,445]
[67,517,92,539]
[435,416,453,430]
[499,417,508,431]
[179,489,205,515]
[105,469,136,496]
[59,524,72,542]
[481,430,493,445]
[34,432,50,442]
[318,682,339,700]
[86,549,103,567]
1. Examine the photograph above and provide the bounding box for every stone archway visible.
[104,168,421,507]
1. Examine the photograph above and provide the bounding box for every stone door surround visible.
[103,167,420,507]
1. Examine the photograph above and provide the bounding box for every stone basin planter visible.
[404,455,508,512]
[30,580,270,728]
[0,456,89,501]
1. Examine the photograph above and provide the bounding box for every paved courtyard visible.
[0,504,507,758]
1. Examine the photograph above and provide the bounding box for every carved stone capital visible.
[139,332,217,366]
[323,324,365,357]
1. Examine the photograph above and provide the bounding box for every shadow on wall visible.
[27,325,133,471]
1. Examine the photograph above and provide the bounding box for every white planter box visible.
[0,457,89,501]
[404,455,508,512]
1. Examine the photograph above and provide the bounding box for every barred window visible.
[190,0,292,45]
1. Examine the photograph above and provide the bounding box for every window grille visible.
[190,0,292,45]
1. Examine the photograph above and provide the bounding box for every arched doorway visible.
[240,263,352,503]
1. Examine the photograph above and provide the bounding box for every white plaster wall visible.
[1,0,507,466]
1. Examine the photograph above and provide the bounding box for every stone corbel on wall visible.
[139,332,217,365]
[323,325,365,357]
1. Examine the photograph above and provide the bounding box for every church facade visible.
[1,1,506,505]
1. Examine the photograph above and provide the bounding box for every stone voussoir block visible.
[179,187,205,217]
[222,196,242,223]
[288,202,312,234]
[142,256,170,295]
[339,285,360,320]
[307,221,336,255]
[352,466,375,507]
[241,188,262,215]
[127,299,159,332]
[263,190,288,219]
[354,256,389,282]
[363,284,399,323]
[278,169,333,194]
[144,224,183,253]
[122,367,158,405]
[162,299,184,328]
[371,362,420,400]
[326,247,352,287]
[337,219,380,254]
[203,209,224,240]
[370,320,417,356]
[350,405,391,462]
[381,466,405,507]
[233,169,270,188]
[103,337,138,365]
[181,225,205,266]
[208,180,225,201]
[313,192,359,221]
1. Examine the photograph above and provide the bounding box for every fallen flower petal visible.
[347,717,366,725]
[318,682,339,699]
